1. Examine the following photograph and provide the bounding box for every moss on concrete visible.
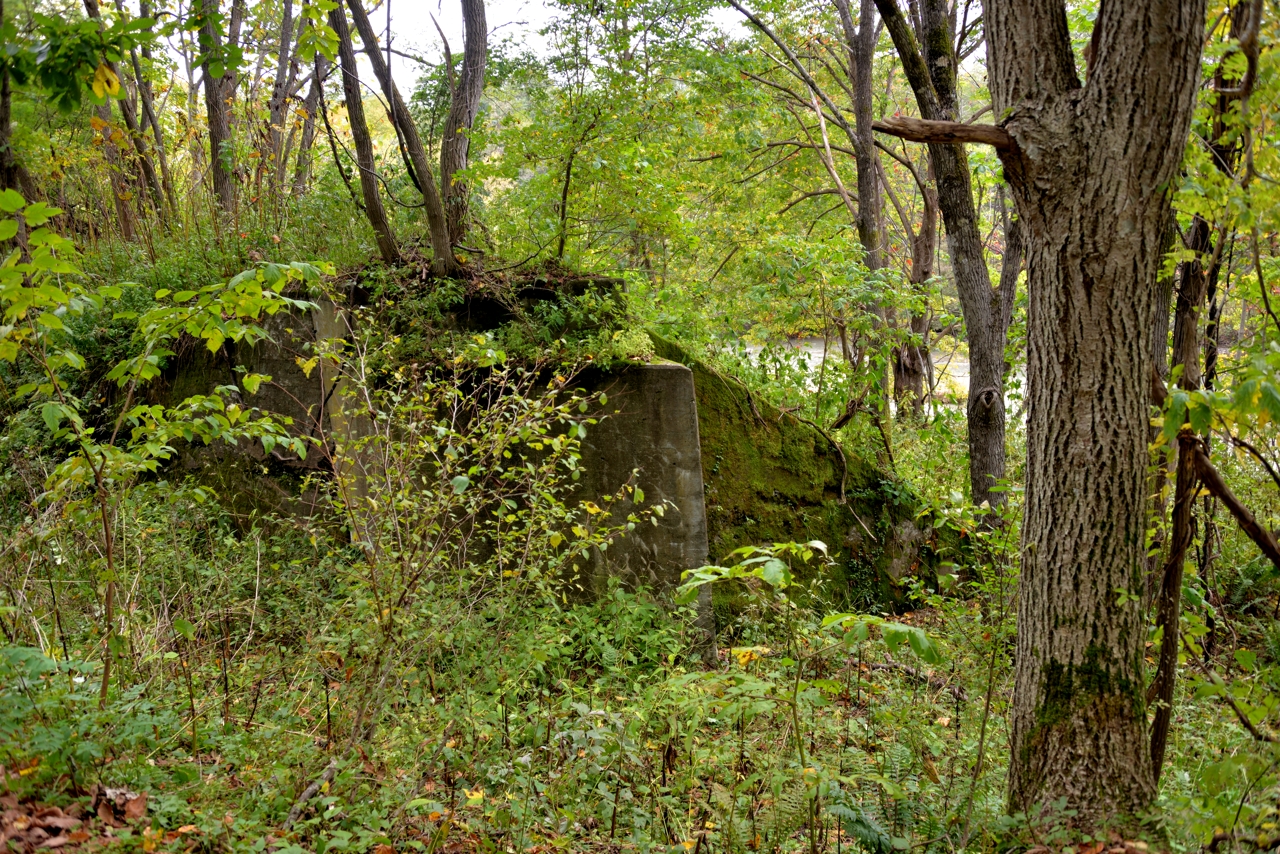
[650,335,935,611]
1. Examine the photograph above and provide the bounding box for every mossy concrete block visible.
[649,334,933,607]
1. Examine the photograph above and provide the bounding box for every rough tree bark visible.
[439,0,487,246]
[986,0,1206,825]
[329,4,399,264]
[872,0,1009,508]
[345,0,459,276]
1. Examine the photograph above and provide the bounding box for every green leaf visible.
[1188,395,1212,434]
[242,373,270,394]
[173,618,196,641]
[41,401,67,432]
[173,290,196,302]
[907,627,941,664]
[21,202,61,226]
[451,475,470,494]
[1261,382,1280,423]
[0,189,24,213]
[758,557,788,588]
[0,220,17,241]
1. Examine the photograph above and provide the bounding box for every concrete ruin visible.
[161,300,936,621]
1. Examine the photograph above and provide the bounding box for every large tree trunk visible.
[345,0,459,276]
[987,0,1205,826]
[329,4,399,265]
[439,0,487,246]
[873,0,1008,508]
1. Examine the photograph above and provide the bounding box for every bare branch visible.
[872,116,1015,151]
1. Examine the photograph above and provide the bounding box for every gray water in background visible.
[743,337,972,398]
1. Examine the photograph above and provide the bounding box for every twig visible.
[283,760,340,829]
[1251,227,1280,335]
[865,656,967,701]
[1183,635,1278,743]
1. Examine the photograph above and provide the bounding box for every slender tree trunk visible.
[345,0,458,276]
[1143,210,1178,612]
[439,0,487,246]
[128,48,176,211]
[196,0,236,212]
[0,0,17,197]
[266,0,297,192]
[94,103,137,240]
[1149,1,1252,785]
[84,0,166,215]
[292,55,327,195]
[874,0,1007,508]
[894,185,937,416]
[329,4,399,264]
[988,0,1206,826]
[133,0,176,211]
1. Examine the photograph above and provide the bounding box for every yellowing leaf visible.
[92,62,121,98]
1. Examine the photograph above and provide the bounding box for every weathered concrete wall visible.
[572,361,708,596]
[159,310,715,597]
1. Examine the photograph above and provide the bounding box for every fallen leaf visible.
[124,794,147,820]
[38,834,70,848]
[42,817,81,830]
